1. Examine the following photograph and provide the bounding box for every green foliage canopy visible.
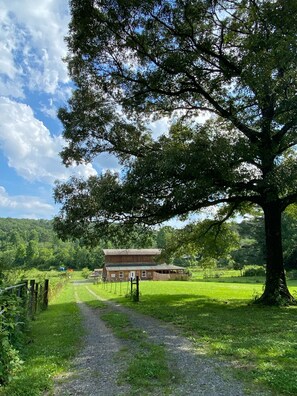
[55,0,297,304]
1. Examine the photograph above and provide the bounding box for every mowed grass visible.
[91,280,297,395]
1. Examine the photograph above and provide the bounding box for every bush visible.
[242,267,266,277]
[0,293,25,384]
[81,267,91,279]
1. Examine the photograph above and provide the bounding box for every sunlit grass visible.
[91,280,297,395]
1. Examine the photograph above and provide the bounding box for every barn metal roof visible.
[103,249,161,256]
[105,264,185,271]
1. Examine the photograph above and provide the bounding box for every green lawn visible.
[91,280,297,395]
[2,276,296,395]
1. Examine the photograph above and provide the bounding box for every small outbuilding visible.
[102,249,188,281]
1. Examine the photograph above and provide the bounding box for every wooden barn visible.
[102,249,188,281]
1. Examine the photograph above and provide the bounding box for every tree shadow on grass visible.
[126,293,297,395]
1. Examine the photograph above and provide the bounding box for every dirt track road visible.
[50,284,270,396]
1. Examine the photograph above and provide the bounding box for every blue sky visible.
[0,0,173,220]
[1,0,211,226]
[0,0,106,219]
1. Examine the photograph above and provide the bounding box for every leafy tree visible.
[54,0,297,305]
[14,243,27,267]
[156,226,175,249]
[26,240,39,263]
[9,231,22,246]
[282,211,297,269]
[160,220,239,264]
[231,217,265,267]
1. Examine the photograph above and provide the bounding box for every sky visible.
[0,0,205,225]
[0,0,81,219]
[0,0,172,220]
[0,1,149,219]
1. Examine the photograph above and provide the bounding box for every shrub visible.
[81,267,91,279]
[0,293,25,384]
[242,267,266,277]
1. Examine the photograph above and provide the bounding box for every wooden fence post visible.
[130,276,140,302]
[43,279,49,309]
[29,279,35,318]
[34,283,39,314]
[135,276,139,302]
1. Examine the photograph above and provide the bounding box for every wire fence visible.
[0,279,49,320]
[100,276,140,301]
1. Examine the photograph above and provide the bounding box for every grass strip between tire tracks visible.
[76,285,179,395]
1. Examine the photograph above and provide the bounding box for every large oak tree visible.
[55,0,297,305]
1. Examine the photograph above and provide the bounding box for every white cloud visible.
[40,98,58,119]
[0,186,55,219]
[0,9,19,79]
[0,78,25,99]
[0,0,70,97]
[148,117,170,140]
[0,97,97,183]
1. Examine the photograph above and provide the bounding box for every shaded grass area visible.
[0,284,83,396]
[189,267,267,284]
[91,280,297,395]
[75,285,177,395]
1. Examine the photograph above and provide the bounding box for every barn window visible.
[119,271,124,279]
[142,270,146,277]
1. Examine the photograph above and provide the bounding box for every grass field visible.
[91,279,297,395]
[2,271,297,395]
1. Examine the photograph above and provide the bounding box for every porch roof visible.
[105,264,185,271]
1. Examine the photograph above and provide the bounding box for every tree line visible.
[1,215,297,273]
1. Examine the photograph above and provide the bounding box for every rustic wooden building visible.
[102,249,187,281]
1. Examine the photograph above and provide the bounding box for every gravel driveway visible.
[50,284,270,396]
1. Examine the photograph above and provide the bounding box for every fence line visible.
[0,283,27,294]
[101,277,140,302]
[0,279,49,319]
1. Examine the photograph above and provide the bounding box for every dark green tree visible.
[231,217,266,267]
[55,0,297,305]
[161,220,239,264]
[26,240,39,264]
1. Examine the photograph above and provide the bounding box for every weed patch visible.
[0,284,83,396]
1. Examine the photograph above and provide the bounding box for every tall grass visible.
[0,284,83,396]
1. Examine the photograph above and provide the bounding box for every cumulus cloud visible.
[0,0,70,97]
[0,186,55,219]
[148,117,170,140]
[0,97,97,183]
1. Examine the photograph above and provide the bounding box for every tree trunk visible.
[255,202,296,306]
